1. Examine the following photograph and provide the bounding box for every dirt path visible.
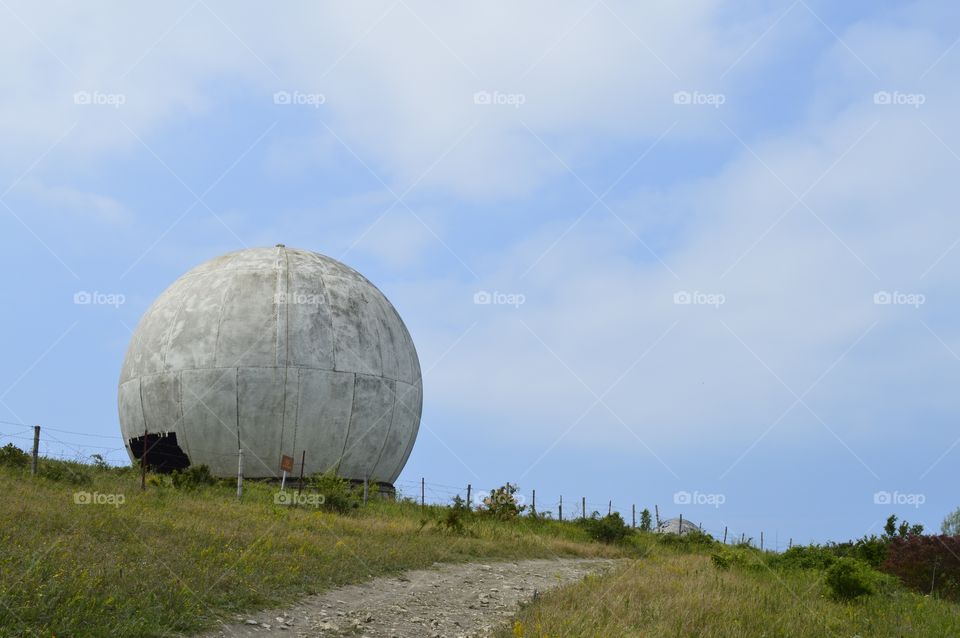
[200,558,619,638]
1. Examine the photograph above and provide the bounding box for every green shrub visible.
[847,535,889,568]
[438,495,472,535]
[579,512,632,544]
[711,549,733,569]
[0,443,30,469]
[639,508,652,532]
[709,546,762,571]
[943,507,960,536]
[37,460,92,485]
[656,529,716,550]
[769,545,837,571]
[307,471,361,514]
[710,547,751,569]
[825,558,881,600]
[768,537,889,572]
[884,514,924,539]
[477,483,526,520]
[171,465,217,490]
[90,454,110,470]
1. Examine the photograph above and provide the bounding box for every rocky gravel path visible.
[200,558,619,638]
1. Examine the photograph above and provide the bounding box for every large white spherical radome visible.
[118,246,422,485]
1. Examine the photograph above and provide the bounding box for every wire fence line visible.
[0,426,787,551]
[392,478,785,551]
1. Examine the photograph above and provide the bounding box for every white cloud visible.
[397,6,960,472]
[5,0,960,484]
[0,0,774,197]
[17,179,131,225]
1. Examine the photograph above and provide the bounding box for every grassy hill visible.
[1,454,958,637]
[499,550,960,637]
[0,457,629,637]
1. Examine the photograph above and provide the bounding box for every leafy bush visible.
[825,558,885,600]
[478,483,526,520]
[845,535,889,568]
[769,545,838,571]
[882,535,960,600]
[884,514,923,539]
[307,471,361,514]
[656,529,716,550]
[171,464,217,490]
[90,454,110,470]
[768,536,888,571]
[438,495,472,535]
[639,508,652,532]
[942,507,960,536]
[37,460,92,485]
[579,512,632,544]
[711,548,740,569]
[0,443,30,469]
[526,507,551,521]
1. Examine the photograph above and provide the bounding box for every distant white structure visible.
[655,517,702,535]
[118,246,422,487]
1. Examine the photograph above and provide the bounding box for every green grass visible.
[499,548,960,637]
[8,458,957,638]
[0,460,629,638]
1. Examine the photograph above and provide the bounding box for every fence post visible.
[582,496,586,520]
[297,450,306,498]
[655,504,660,526]
[760,531,764,551]
[421,477,425,510]
[236,448,243,500]
[559,495,563,521]
[632,504,636,528]
[30,425,40,476]
[466,484,472,510]
[140,426,148,490]
[789,538,793,549]
[608,500,612,516]
[363,476,369,505]
[679,513,683,535]
[531,489,536,513]
[723,526,728,544]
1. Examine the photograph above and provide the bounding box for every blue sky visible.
[1,0,959,544]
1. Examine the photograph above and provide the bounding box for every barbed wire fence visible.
[0,421,790,551]
[394,477,785,551]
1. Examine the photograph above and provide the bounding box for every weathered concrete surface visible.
[655,517,702,535]
[118,246,422,483]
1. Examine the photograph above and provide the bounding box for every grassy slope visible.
[0,463,627,638]
[499,550,960,637]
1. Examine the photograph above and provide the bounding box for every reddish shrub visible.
[881,535,960,600]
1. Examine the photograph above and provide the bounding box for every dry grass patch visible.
[0,464,630,638]
[502,551,960,637]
